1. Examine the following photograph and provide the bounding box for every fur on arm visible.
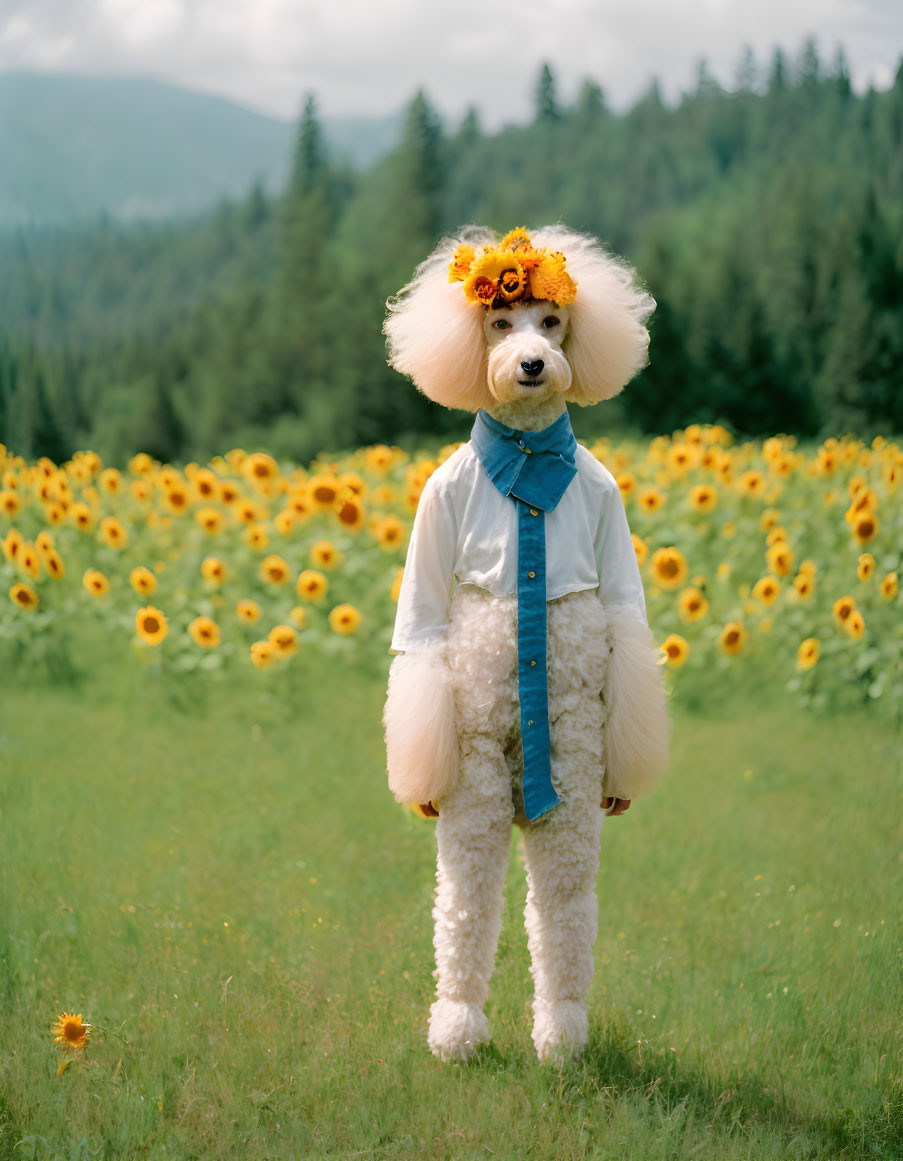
[384,638,458,806]
[603,604,670,801]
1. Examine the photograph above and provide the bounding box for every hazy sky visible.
[2,0,902,126]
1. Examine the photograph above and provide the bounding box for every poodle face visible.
[483,300,573,406]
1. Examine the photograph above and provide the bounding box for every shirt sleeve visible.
[593,478,648,622]
[390,472,458,653]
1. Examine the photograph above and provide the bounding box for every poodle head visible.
[384,225,655,413]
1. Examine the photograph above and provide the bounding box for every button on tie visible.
[529,508,539,516]
[527,570,536,579]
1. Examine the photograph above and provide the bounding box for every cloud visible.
[1,0,901,126]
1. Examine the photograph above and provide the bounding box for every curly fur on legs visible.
[429,732,513,1060]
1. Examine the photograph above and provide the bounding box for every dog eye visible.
[492,319,512,331]
[542,315,560,329]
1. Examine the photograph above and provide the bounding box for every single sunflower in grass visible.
[52,1011,91,1050]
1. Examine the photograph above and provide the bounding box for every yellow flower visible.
[845,609,865,639]
[201,557,227,586]
[857,553,875,582]
[162,485,190,515]
[793,573,814,600]
[852,512,878,544]
[250,640,276,670]
[797,638,820,670]
[243,523,269,550]
[719,622,747,655]
[192,468,221,503]
[498,226,533,252]
[447,242,476,282]
[374,515,405,550]
[365,444,394,474]
[130,566,157,596]
[297,569,328,602]
[462,249,526,306]
[242,452,280,492]
[832,596,856,626]
[329,603,362,635]
[83,569,110,598]
[650,547,688,590]
[237,598,261,622]
[765,541,794,577]
[661,633,689,668]
[677,587,709,622]
[308,474,341,509]
[9,582,38,611]
[688,484,717,511]
[529,249,577,305]
[0,489,21,518]
[310,541,341,570]
[99,468,123,494]
[17,542,41,579]
[736,470,765,497]
[136,606,168,645]
[616,472,635,500]
[233,498,259,525]
[194,506,224,534]
[631,534,648,567]
[260,555,290,585]
[880,572,898,600]
[289,606,308,629]
[274,508,295,535]
[335,493,366,532]
[43,548,65,580]
[752,575,780,606]
[268,624,298,657]
[637,487,666,512]
[798,559,816,576]
[188,616,220,648]
[52,1012,91,1050]
[390,567,404,602]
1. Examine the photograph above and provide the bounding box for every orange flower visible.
[297,570,328,602]
[660,633,689,668]
[631,534,648,567]
[688,484,717,511]
[237,598,261,622]
[9,582,38,611]
[310,541,341,570]
[677,587,708,622]
[328,603,362,635]
[188,616,220,648]
[880,572,898,600]
[260,555,290,585]
[250,640,276,669]
[83,569,110,598]
[52,1012,91,1050]
[650,547,687,590]
[135,606,168,645]
[719,621,746,655]
[130,566,157,596]
[797,638,820,670]
[268,624,298,657]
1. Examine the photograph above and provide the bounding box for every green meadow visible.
[0,650,899,1161]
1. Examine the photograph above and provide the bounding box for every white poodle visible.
[382,225,669,1063]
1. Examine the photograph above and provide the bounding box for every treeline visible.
[1,41,902,466]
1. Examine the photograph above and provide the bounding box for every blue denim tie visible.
[470,409,578,820]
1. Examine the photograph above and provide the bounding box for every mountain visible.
[0,71,401,227]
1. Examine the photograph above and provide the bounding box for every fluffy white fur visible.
[603,605,672,802]
[383,224,668,1063]
[383,225,654,411]
[383,642,458,806]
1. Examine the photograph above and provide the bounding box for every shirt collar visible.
[470,407,578,513]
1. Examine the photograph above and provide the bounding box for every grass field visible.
[0,651,900,1161]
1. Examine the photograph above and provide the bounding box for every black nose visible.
[521,359,544,377]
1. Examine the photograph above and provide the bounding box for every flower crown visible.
[448,227,577,309]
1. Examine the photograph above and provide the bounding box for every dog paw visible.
[532,1000,589,1063]
[428,999,490,1062]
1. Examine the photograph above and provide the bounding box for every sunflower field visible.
[1,427,900,719]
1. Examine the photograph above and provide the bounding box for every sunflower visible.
[250,640,276,669]
[297,569,328,602]
[9,582,38,611]
[845,610,865,639]
[99,468,122,494]
[289,605,308,629]
[650,547,688,590]
[677,587,709,622]
[2,528,24,564]
[135,606,168,644]
[335,494,366,532]
[52,1012,91,1050]
[852,512,878,544]
[719,621,746,655]
[17,543,41,579]
[0,489,21,517]
[242,452,280,492]
[192,468,222,503]
[243,523,269,551]
[99,516,128,549]
[184,616,217,648]
[793,573,814,600]
[310,541,341,570]
[765,542,794,577]
[43,549,65,580]
[126,566,154,597]
[194,507,224,535]
[688,484,717,511]
[736,470,765,497]
[308,474,341,509]
[260,555,290,585]
[329,603,362,635]
[83,569,110,598]
[268,624,298,657]
[447,242,476,282]
[201,557,227,586]
[631,534,649,567]
[857,553,875,582]
[374,515,405,550]
[274,509,295,535]
[233,498,259,525]
[462,249,526,306]
[129,452,154,475]
[797,638,820,670]
[637,486,666,513]
[832,596,856,626]
[752,576,780,606]
[661,633,689,668]
[365,444,394,474]
[499,227,533,252]
[237,598,261,622]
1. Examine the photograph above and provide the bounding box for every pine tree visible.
[535,63,560,123]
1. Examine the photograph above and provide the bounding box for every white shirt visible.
[391,440,648,653]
